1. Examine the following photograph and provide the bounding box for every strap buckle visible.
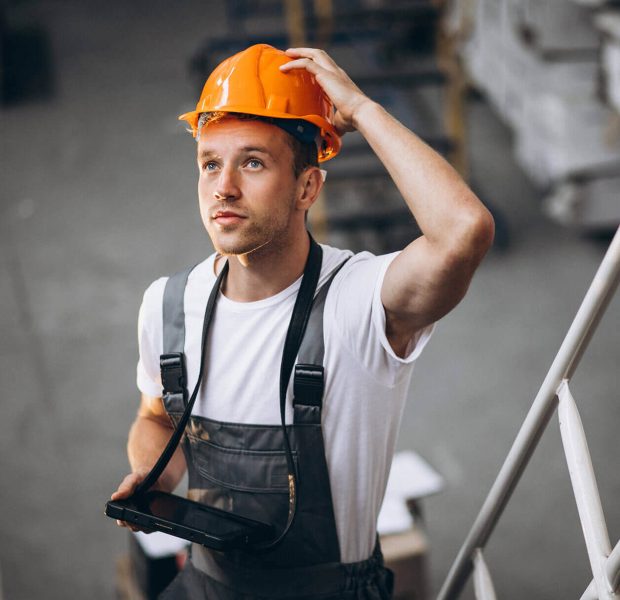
[293,363,324,407]
[160,352,187,399]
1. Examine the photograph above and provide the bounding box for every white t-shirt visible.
[137,244,434,563]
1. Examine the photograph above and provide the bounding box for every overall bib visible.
[159,242,393,599]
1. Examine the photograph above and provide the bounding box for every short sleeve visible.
[136,277,167,397]
[370,253,435,364]
[326,251,434,387]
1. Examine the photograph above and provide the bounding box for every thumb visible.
[111,471,144,500]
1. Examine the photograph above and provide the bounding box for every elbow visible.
[473,205,495,260]
[440,202,494,275]
[459,201,495,265]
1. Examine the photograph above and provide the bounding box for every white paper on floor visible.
[377,450,444,535]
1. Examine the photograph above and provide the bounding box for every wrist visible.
[351,99,383,132]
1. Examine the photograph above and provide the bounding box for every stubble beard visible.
[210,205,295,259]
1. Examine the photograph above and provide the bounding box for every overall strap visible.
[160,265,195,413]
[293,257,350,425]
[162,265,194,355]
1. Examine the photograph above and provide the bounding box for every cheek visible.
[197,178,211,224]
[197,175,214,206]
[197,173,208,201]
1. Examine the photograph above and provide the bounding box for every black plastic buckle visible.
[293,364,324,407]
[160,353,187,399]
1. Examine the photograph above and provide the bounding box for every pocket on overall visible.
[185,434,295,530]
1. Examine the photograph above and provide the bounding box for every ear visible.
[295,167,323,211]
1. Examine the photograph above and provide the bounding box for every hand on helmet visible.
[280,48,372,136]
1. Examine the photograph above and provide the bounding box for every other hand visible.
[110,467,157,533]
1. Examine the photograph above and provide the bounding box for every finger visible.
[116,519,153,534]
[112,475,135,500]
[285,47,330,59]
[111,473,140,500]
[279,57,326,76]
[284,47,337,70]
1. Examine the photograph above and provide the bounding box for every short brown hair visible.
[197,112,319,178]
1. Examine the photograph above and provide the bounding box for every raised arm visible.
[281,48,494,355]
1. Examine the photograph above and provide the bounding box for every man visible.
[111,44,494,598]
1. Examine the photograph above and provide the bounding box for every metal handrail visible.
[437,226,620,600]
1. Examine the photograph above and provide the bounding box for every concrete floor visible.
[0,2,618,598]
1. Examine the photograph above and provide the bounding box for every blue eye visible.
[199,160,219,172]
[247,159,262,169]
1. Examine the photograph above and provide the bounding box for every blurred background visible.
[1,0,619,598]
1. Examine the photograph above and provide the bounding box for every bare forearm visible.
[128,415,186,493]
[353,100,493,256]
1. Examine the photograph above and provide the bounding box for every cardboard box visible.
[377,451,443,599]
[382,524,429,600]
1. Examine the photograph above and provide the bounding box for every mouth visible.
[212,210,247,225]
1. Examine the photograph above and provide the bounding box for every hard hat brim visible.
[178,107,341,163]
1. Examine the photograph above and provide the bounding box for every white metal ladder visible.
[437,226,620,600]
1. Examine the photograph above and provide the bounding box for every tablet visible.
[105,490,274,551]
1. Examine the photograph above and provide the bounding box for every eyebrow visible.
[197,145,274,159]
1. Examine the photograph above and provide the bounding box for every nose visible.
[213,164,241,202]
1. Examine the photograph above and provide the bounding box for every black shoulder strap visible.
[256,235,322,549]
[278,237,323,430]
[293,257,350,424]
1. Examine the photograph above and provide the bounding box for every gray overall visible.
[159,248,393,599]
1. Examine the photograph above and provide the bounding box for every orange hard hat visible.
[178,44,341,162]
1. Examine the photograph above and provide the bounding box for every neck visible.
[218,231,311,302]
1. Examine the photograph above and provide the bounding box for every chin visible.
[212,236,267,257]
[207,223,285,257]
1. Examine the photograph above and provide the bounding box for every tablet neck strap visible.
[135,235,323,550]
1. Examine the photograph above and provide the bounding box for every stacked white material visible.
[596,11,620,113]
[520,0,600,52]
[462,0,620,186]
[462,0,599,129]
[462,0,526,128]
[515,92,620,186]
[543,174,620,229]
